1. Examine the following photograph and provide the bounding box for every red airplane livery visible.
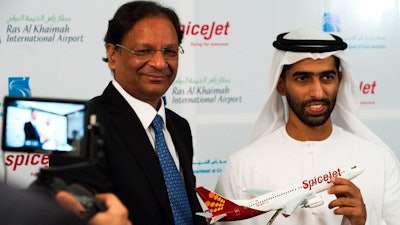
[195,165,364,224]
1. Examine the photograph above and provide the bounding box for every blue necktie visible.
[151,115,194,225]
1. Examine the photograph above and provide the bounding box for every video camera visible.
[1,96,106,217]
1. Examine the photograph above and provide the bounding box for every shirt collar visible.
[112,79,166,129]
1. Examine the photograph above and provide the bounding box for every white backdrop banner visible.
[1,0,399,189]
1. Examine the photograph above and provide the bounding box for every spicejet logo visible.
[204,191,226,213]
[302,168,342,190]
[181,21,230,40]
[359,80,377,105]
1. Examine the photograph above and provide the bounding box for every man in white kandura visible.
[215,28,400,225]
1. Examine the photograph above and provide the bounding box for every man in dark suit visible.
[51,1,206,225]
[24,109,41,147]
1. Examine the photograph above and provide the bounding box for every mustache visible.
[301,98,331,107]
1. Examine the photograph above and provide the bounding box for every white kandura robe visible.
[215,125,400,225]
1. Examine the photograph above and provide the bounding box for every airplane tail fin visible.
[195,186,238,224]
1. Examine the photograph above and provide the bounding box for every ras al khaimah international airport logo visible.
[5,14,84,44]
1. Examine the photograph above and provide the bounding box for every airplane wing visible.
[195,212,227,224]
[281,193,313,216]
[210,213,227,224]
[196,212,212,218]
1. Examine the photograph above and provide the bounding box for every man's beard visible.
[285,91,337,127]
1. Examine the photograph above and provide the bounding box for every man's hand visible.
[327,177,366,225]
[55,190,86,218]
[56,191,132,225]
[88,193,131,225]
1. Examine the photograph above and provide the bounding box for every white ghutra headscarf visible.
[248,27,388,149]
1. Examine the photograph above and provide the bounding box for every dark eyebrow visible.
[291,71,312,77]
[292,70,337,77]
[321,70,338,75]
[134,43,179,48]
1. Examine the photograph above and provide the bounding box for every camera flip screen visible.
[2,96,89,158]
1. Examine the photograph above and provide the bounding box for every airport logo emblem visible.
[323,13,341,32]
[8,77,32,97]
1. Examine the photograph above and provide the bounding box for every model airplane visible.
[196,165,364,224]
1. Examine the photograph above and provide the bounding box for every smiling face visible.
[277,56,342,129]
[106,16,179,109]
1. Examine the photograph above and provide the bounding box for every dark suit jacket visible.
[24,121,40,141]
[51,82,206,225]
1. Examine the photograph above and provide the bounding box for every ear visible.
[106,43,117,70]
[338,71,343,83]
[276,77,286,96]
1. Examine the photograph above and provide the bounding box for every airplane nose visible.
[351,165,364,176]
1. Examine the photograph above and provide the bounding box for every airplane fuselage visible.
[196,165,364,223]
[241,167,343,211]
